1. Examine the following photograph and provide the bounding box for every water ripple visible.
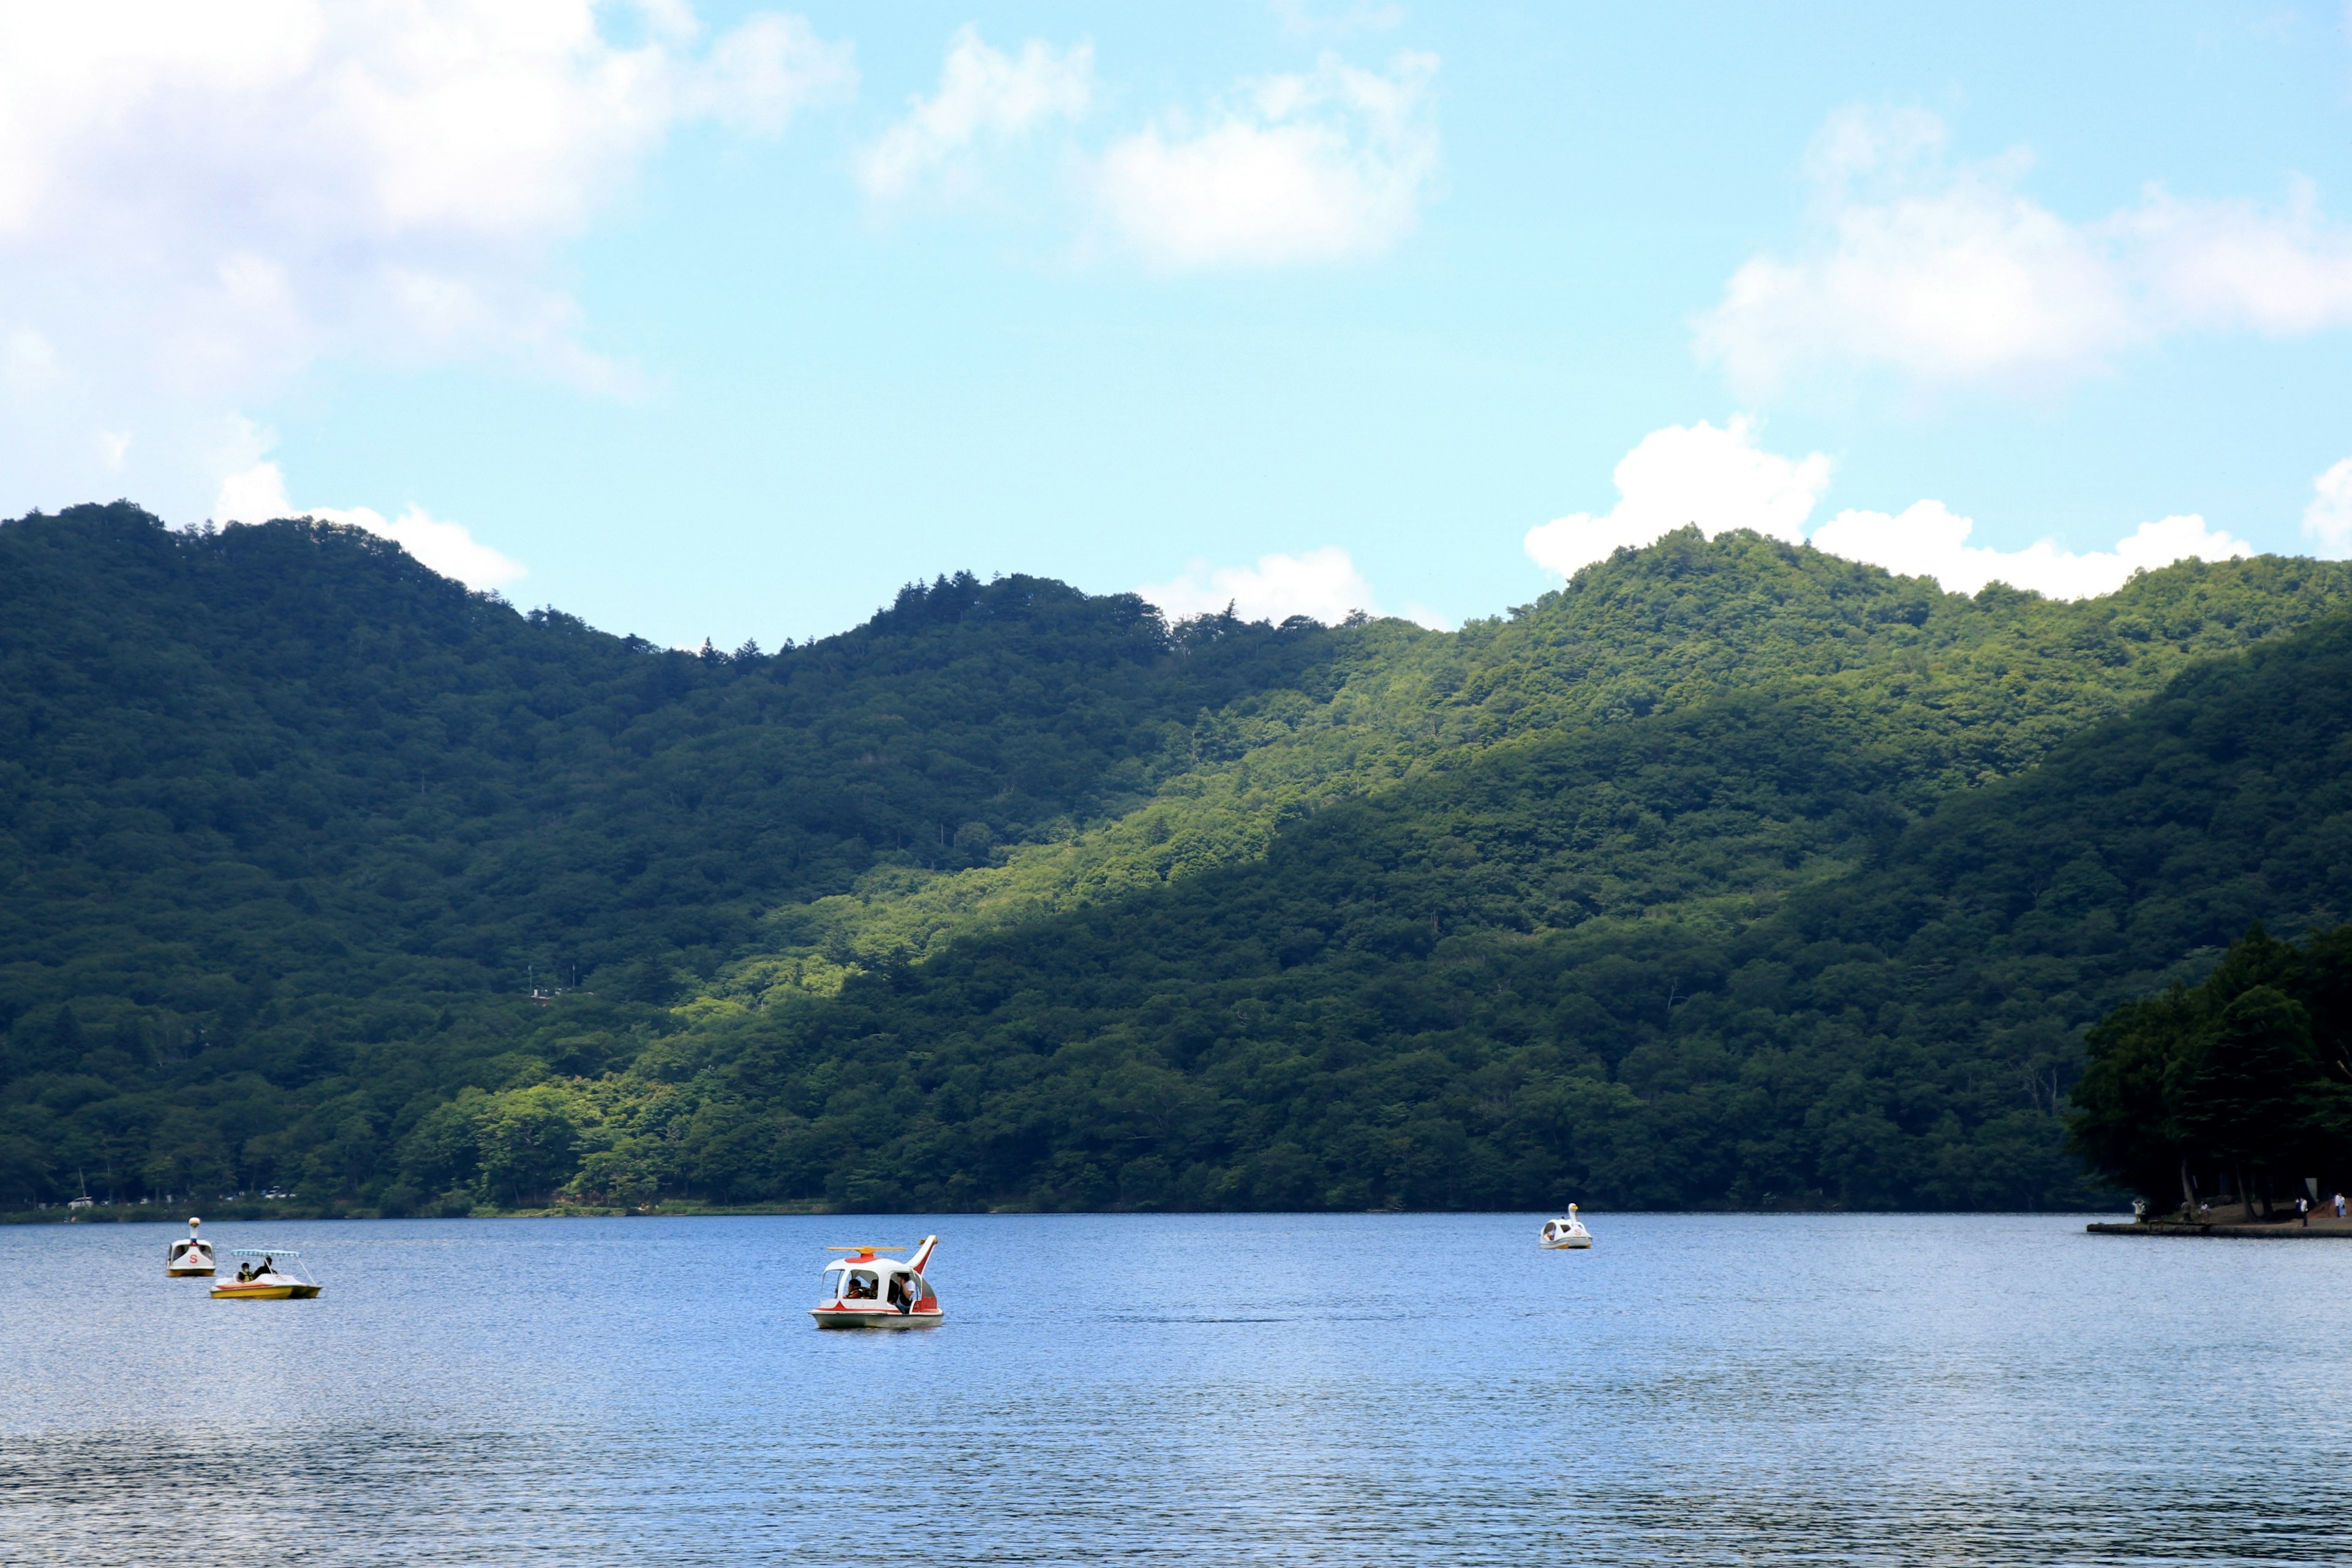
[4,1213,2347,1564]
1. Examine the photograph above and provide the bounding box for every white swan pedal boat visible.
[211,1249,323,1300]
[810,1235,943,1329]
[166,1217,215,1276]
[1540,1205,1593,1250]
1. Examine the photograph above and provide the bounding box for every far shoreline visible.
[8,1202,2140,1226]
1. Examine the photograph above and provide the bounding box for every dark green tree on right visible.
[2071,924,2352,1215]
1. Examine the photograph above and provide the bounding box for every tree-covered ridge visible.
[703,530,2352,1000]
[6,501,2352,1214]
[0,503,1350,990]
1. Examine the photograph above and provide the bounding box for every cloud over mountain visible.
[1527,415,2253,600]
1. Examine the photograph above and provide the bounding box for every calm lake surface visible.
[4,1212,2347,1565]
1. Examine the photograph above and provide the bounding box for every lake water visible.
[4,1213,2347,1565]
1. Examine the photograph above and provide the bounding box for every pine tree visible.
[2170,985,2320,1212]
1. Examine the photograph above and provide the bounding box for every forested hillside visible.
[6,502,2351,1213]
[0,504,1354,1203]
[519,613,2352,1214]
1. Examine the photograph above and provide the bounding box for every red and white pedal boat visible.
[810,1235,944,1329]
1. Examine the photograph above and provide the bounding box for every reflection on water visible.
[4,1213,2347,1564]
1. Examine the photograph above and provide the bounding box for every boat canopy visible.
[228,1248,303,1257]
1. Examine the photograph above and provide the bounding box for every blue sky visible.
[6,3,2352,645]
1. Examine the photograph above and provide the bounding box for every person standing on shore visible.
[2337,1192,2347,1219]
[2296,1196,2310,1227]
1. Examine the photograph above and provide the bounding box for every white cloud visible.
[690,12,861,135]
[213,460,296,530]
[1696,106,2352,393]
[214,460,527,592]
[857,27,1093,201]
[1140,546,1441,627]
[1809,504,2251,599]
[1526,415,2256,600]
[2305,458,2352,557]
[0,2,852,522]
[1523,417,1832,577]
[1090,51,1439,270]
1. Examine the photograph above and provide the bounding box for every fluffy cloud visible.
[1696,107,2352,393]
[1526,415,2254,600]
[1810,505,2250,599]
[0,2,851,522]
[1523,417,1832,576]
[857,27,1093,201]
[1140,546,1446,628]
[216,460,526,592]
[1090,51,1438,270]
[2306,458,2352,557]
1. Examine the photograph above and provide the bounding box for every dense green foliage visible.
[6,502,2352,1213]
[564,612,2352,1213]
[0,504,1346,1204]
[2070,922,2352,1211]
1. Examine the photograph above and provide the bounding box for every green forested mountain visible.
[6,502,2351,1213]
[0,504,1348,1202]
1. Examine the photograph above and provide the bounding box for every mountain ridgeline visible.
[5,502,2351,1213]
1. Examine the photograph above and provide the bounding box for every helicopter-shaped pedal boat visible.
[810,1235,943,1329]
[211,1249,323,1300]
[1539,1205,1593,1250]
[166,1217,216,1276]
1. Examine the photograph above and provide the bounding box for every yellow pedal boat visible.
[211,1249,323,1300]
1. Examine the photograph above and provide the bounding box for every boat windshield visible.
[829,1268,883,1301]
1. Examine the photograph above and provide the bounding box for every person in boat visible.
[235,1262,251,1282]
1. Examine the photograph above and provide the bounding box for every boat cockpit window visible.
[841,1268,881,1300]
